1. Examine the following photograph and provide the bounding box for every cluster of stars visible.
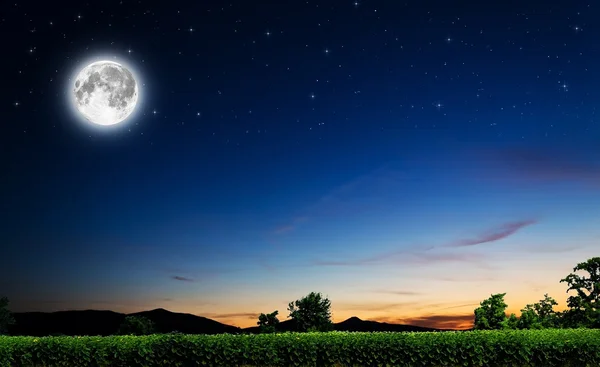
[3,0,592,144]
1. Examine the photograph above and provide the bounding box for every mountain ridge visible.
[8,308,455,336]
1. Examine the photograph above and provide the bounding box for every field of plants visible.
[1,329,600,367]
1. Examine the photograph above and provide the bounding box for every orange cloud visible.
[437,303,480,310]
[373,313,475,330]
[337,302,421,312]
[370,290,421,296]
[203,312,259,320]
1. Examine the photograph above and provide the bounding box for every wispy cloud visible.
[158,266,241,280]
[425,275,498,282]
[273,225,294,234]
[523,244,584,253]
[410,251,485,264]
[270,216,308,236]
[312,251,393,266]
[370,290,422,296]
[437,303,480,310]
[203,312,259,320]
[270,165,408,237]
[313,219,533,267]
[372,313,474,330]
[337,302,421,312]
[313,247,484,267]
[477,146,600,188]
[446,220,537,247]
[172,275,194,282]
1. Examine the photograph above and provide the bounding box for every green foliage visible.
[510,294,560,330]
[1,329,600,366]
[474,293,509,330]
[533,294,560,328]
[257,310,280,334]
[0,297,15,336]
[560,256,600,328]
[472,256,600,332]
[558,308,589,329]
[117,316,156,336]
[517,305,541,330]
[287,292,333,332]
[504,313,519,329]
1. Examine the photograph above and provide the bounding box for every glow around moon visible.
[72,60,139,126]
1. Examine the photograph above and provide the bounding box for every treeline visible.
[474,257,600,330]
[0,256,598,336]
[0,291,334,337]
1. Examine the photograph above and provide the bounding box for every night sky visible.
[1,0,599,330]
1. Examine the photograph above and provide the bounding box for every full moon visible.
[72,60,138,126]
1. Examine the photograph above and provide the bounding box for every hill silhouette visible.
[334,316,443,332]
[8,309,449,336]
[8,308,241,336]
[243,316,445,334]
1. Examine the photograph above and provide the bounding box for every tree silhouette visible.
[512,294,559,329]
[0,296,15,335]
[257,310,280,333]
[532,294,559,328]
[116,315,156,335]
[288,292,333,332]
[473,293,509,330]
[560,256,600,328]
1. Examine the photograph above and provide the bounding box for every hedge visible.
[1,329,599,366]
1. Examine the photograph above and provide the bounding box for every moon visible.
[72,60,138,126]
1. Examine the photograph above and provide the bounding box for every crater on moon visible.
[72,60,138,126]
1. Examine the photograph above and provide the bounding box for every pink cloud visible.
[313,219,534,267]
[447,220,537,247]
[313,249,484,267]
[475,146,600,187]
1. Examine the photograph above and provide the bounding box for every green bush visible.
[1,329,599,367]
[117,316,156,336]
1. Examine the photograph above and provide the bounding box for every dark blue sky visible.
[1,0,599,329]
